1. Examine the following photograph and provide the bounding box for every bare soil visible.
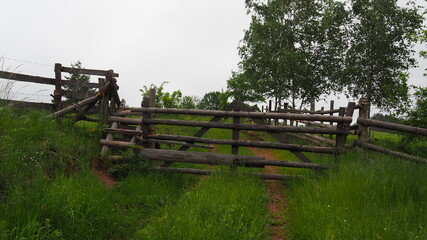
[92,157,117,188]
[245,131,290,240]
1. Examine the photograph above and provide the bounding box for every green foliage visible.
[108,148,153,179]
[135,173,269,240]
[198,90,229,110]
[401,86,427,144]
[139,82,197,109]
[343,0,423,111]
[63,61,95,105]
[289,150,427,240]
[230,0,349,108]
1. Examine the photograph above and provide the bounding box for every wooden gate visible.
[99,89,358,180]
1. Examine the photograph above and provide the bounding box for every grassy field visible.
[0,108,426,239]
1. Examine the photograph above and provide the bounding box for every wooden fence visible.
[0,63,120,123]
[99,90,368,180]
[263,97,427,164]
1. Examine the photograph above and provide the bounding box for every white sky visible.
[0,0,426,111]
[0,1,250,107]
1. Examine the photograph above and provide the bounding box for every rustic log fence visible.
[355,98,427,164]
[100,90,368,180]
[0,63,120,124]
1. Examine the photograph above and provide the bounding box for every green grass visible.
[2,108,426,240]
[288,150,427,240]
[135,172,269,240]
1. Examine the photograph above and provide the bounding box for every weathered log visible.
[112,110,143,116]
[357,118,427,137]
[147,135,336,153]
[100,139,138,148]
[130,107,352,123]
[0,70,100,88]
[61,66,119,77]
[105,128,143,136]
[153,167,302,180]
[141,139,213,149]
[354,141,427,164]
[101,146,329,170]
[109,116,346,134]
[47,81,111,119]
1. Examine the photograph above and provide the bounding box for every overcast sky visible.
[0,1,250,107]
[0,0,426,110]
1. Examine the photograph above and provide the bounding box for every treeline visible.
[227,0,425,115]
[139,82,229,110]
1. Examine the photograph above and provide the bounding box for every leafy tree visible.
[406,86,427,128]
[63,61,95,104]
[343,0,423,114]
[400,86,427,145]
[140,82,200,109]
[198,91,229,110]
[180,96,198,109]
[228,0,348,109]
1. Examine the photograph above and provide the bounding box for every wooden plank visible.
[147,135,336,153]
[0,70,55,85]
[153,167,302,180]
[355,141,427,164]
[357,118,427,137]
[130,107,353,123]
[101,142,330,170]
[61,66,119,77]
[105,128,143,136]
[134,148,329,169]
[0,70,99,88]
[140,117,348,134]
[141,139,213,149]
[0,99,54,110]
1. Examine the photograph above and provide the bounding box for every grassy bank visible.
[288,142,427,239]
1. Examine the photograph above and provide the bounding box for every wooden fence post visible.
[358,98,369,142]
[335,102,356,152]
[268,100,272,125]
[335,107,347,152]
[54,63,62,111]
[283,103,288,126]
[231,104,240,171]
[98,78,109,124]
[142,88,156,149]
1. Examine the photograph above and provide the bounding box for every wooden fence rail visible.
[0,63,120,124]
[130,107,353,123]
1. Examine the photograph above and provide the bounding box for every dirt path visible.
[245,132,290,240]
[92,157,117,188]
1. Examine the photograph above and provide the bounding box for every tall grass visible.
[288,150,427,240]
[136,172,269,240]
